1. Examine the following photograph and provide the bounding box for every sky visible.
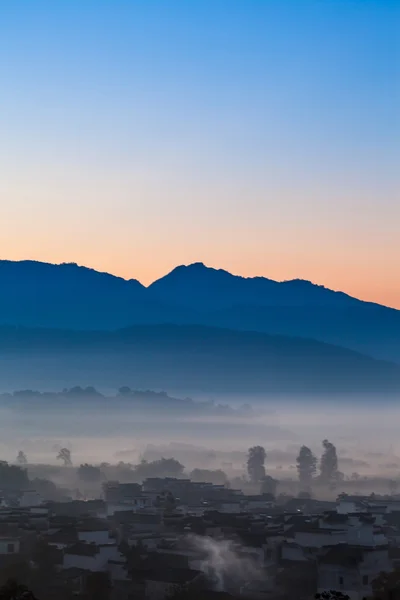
[0,0,399,307]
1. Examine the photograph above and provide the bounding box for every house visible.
[317,544,391,600]
[0,536,20,555]
[129,567,203,600]
[77,518,110,544]
[63,542,121,572]
[19,490,43,508]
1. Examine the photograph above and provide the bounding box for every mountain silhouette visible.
[0,324,399,393]
[0,259,399,361]
[149,262,360,310]
[0,260,189,329]
[151,263,400,361]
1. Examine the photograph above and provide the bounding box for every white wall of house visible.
[20,491,43,508]
[106,496,155,516]
[78,530,110,545]
[281,544,308,562]
[346,524,387,547]
[0,538,20,555]
[318,548,391,600]
[293,530,345,547]
[63,552,103,572]
[337,501,359,514]
[48,542,70,550]
[63,545,121,572]
[108,560,129,582]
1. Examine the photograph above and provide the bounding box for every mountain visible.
[149,262,360,310]
[149,263,400,361]
[0,324,399,394]
[0,260,189,329]
[0,259,399,362]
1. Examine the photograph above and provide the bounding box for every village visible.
[0,476,399,600]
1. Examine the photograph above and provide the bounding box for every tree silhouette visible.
[133,457,184,479]
[16,451,28,466]
[296,445,317,491]
[0,580,37,600]
[84,572,111,600]
[260,474,278,497]
[78,464,103,482]
[320,439,339,484]
[57,448,72,466]
[0,462,29,491]
[372,568,400,600]
[247,446,266,483]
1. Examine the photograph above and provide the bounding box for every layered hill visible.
[0,324,399,393]
[0,260,399,361]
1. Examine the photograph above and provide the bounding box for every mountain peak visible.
[168,262,231,276]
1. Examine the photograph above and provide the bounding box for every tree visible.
[296,445,317,492]
[30,478,61,502]
[57,448,72,467]
[16,452,27,466]
[119,540,147,579]
[372,568,400,600]
[133,457,184,480]
[320,440,339,484]
[155,490,176,513]
[31,539,61,576]
[77,464,103,483]
[261,475,278,497]
[84,572,111,600]
[0,462,29,491]
[0,580,37,600]
[190,469,228,486]
[247,446,266,483]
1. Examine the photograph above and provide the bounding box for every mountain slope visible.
[0,260,399,362]
[149,263,400,361]
[0,260,189,329]
[0,324,399,393]
[148,262,360,310]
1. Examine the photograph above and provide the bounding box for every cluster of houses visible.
[0,480,400,599]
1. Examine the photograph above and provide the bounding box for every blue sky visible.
[0,0,398,305]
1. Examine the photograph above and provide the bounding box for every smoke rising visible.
[187,534,265,591]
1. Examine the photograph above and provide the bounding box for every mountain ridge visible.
[0,259,398,362]
[1,259,384,306]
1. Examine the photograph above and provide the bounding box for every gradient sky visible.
[0,0,399,306]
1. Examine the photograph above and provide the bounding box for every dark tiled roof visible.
[65,543,99,557]
[319,545,377,567]
[131,567,201,584]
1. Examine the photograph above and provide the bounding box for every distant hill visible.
[0,324,399,393]
[0,260,399,361]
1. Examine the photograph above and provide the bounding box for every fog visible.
[1,389,399,485]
